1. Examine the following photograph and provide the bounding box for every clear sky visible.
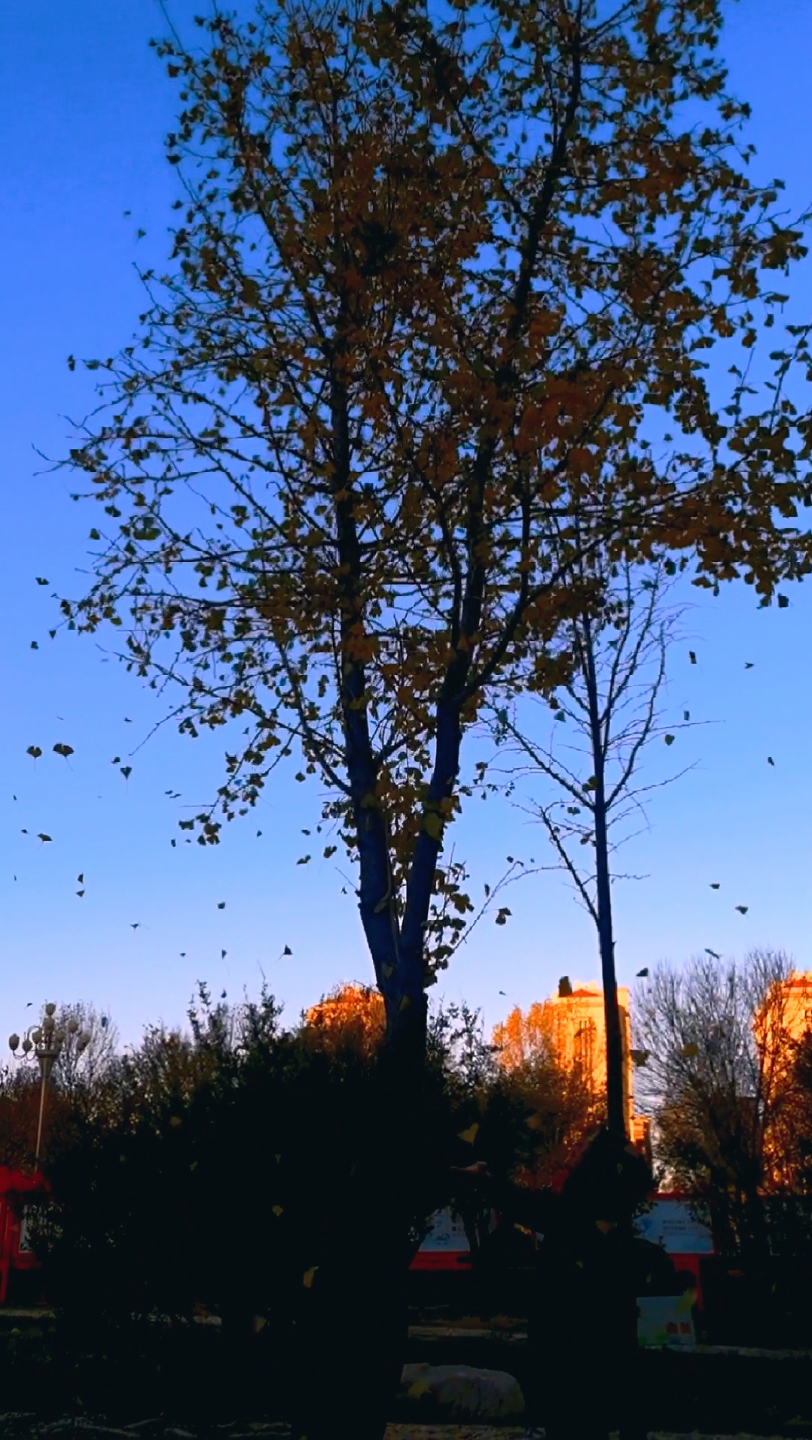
[2,0,811,1053]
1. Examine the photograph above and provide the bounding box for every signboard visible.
[635,1198,714,1255]
[416,1207,470,1254]
[637,1293,696,1349]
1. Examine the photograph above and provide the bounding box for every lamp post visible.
[8,1005,91,1165]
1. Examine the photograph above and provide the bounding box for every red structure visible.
[0,1167,47,1305]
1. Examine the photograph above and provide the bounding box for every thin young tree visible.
[491,560,687,1136]
[58,0,812,1067]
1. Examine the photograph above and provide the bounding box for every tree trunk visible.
[581,612,627,1140]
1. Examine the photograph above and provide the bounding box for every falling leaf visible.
[664,734,675,746]
[120,766,132,780]
[683,710,690,721]
[257,830,262,837]
[217,901,226,909]
[636,968,649,978]
[53,743,74,758]
[745,661,754,669]
[630,1049,650,1067]
[35,578,49,586]
[76,890,85,898]
[283,945,292,956]
[180,952,186,957]
[296,854,311,864]
[767,756,774,766]
[124,717,132,723]
[735,905,749,914]
[169,1116,182,1128]
[458,1123,479,1145]
[221,989,227,998]
[272,1205,283,1217]
[710,883,720,890]
[27,746,42,759]
[112,757,120,764]
[77,874,84,883]
[221,949,227,958]
[131,923,140,930]
[21,829,28,835]
[498,989,506,996]
[30,641,39,650]
[303,1266,318,1289]
[681,1043,699,1058]
[778,594,789,608]
[705,948,721,959]
[37,834,52,843]
[323,844,337,858]
[689,651,697,665]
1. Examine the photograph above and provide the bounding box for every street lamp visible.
[8,1005,91,1165]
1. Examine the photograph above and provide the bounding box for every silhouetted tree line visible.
[0,983,600,1433]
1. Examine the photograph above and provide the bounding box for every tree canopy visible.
[60,0,812,1047]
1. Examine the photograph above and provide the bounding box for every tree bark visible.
[581,612,627,1140]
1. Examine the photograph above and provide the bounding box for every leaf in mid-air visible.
[27,746,42,759]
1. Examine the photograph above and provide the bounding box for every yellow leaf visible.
[407,1380,432,1399]
[272,1205,283,1217]
[303,1266,318,1288]
[458,1122,479,1144]
[422,810,443,839]
[681,1043,698,1058]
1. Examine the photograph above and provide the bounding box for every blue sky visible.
[1,0,811,1051]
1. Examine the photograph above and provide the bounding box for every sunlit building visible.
[493,978,649,1148]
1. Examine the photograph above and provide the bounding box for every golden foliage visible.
[304,983,386,1057]
[492,1003,557,1072]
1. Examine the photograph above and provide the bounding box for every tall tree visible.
[491,560,685,1135]
[59,0,812,1060]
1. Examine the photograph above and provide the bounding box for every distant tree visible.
[490,999,597,1183]
[58,0,812,1067]
[303,981,386,1057]
[50,1001,119,1101]
[0,1002,119,1164]
[491,559,687,1137]
[633,948,800,1261]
